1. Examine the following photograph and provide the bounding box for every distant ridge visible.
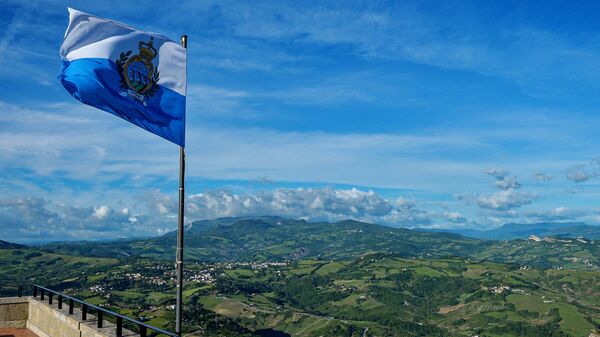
[425,222,600,240]
[0,240,26,249]
[37,217,600,269]
[164,215,289,236]
[44,216,479,262]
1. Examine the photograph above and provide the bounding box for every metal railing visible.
[33,285,178,337]
[0,282,29,298]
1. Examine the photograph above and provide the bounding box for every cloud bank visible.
[0,187,439,243]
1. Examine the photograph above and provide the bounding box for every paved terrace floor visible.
[0,327,39,337]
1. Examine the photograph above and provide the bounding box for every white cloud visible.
[533,172,555,182]
[484,169,510,180]
[565,165,596,183]
[185,187,398,223]
[563,159,600,184]
[92,205,109,219]
[494,177,521,191]
[485,169,521,190]
[444,211,467,224]
[0,197,147,243]
[476,189,537,212]
[0,187,441,243]
[463,169,537,213]
[525,207,588,222]
[566,170,592,183]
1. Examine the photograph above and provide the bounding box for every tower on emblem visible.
[116,37,160,100]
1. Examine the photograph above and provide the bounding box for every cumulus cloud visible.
[443,211,467,224]
[0,197,147,243]
[565,160,600,183]
[526,207,588,222]
[380,198,433,227]
[185,187,413,225]
[185,188,436,227]
[463,169,536,213]
[484,169,510,180]
[1,187,441,243]
[566,168,593,183]
[494,177,521,191]
[533,172,555,182]
[7,181,599,243]
[92,205,109,219]
[485,168,521,190]
[476,189,536,211]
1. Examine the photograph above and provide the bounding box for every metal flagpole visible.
[175,34,187,337]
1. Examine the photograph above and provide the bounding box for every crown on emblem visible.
[138,37,157,61]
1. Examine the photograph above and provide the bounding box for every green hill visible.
[42,217,600,270]
[0,245,120,296]
[42,217,600,269]
[43,217,484,261]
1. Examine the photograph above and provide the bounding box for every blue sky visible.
[1,0,600,243]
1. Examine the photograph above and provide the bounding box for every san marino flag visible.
[60,8,186,146]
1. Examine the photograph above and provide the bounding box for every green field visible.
[186,255,600,337]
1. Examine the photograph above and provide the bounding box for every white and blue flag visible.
[60,8,186,146]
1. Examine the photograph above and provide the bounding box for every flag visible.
[60,8,186,146]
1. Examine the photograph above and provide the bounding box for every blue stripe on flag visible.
[60,58,185,146]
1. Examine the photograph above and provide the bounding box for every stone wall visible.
[27,297,81,337]
[27,298,138,337]
[0,297,138,337]
[0,297,29,328]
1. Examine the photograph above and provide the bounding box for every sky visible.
[1,0,600,243]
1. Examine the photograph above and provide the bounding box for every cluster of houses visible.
[486,285,527,295]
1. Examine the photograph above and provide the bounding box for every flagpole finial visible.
[180,35,187,48]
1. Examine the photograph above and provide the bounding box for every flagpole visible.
[175,34,187,337]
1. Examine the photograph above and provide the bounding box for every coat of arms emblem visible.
[116,37,160,104]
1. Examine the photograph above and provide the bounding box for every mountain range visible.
[427,221,600,240]
[42,216,482,261]
[38,217,600,270]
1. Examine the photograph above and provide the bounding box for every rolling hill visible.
[44,217,484,261]
[203,255,600,337]
[41,217,600,270]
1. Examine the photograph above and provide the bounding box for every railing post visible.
[18,285,22,297]
[69,298,74,314]
[48,292,53,305]
[82,304,87,320]
[116,317,123,337]
[33,286,37,298]
[97,310,103,328]
[58,295,63,309]
[140,325,147,337]
[40,288,45,301]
